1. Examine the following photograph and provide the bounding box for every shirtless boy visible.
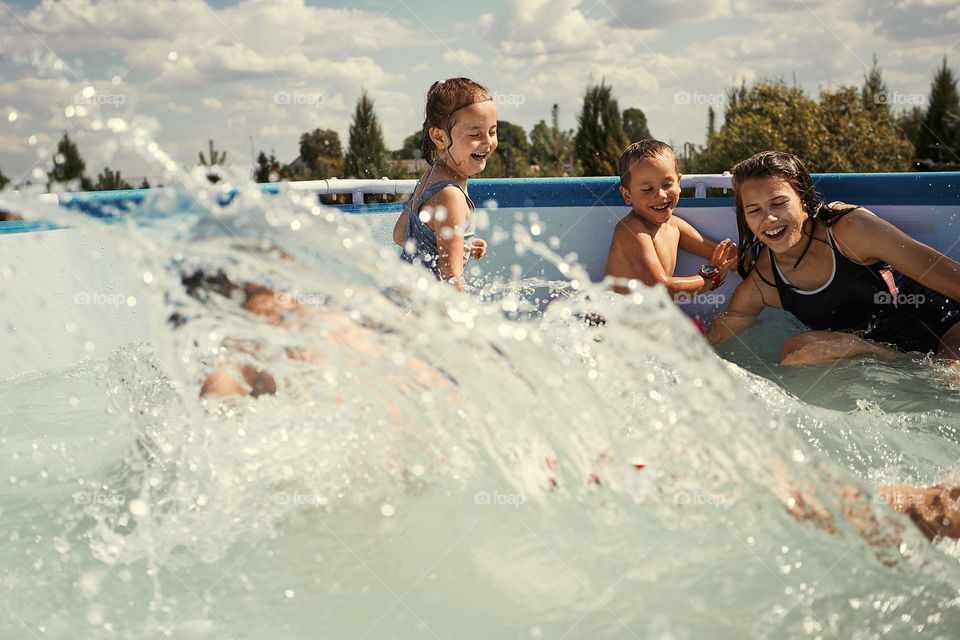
[603,140,737,300]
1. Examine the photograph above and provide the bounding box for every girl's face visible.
[739,176,808,252]
[433,100,498,176]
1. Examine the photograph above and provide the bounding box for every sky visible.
[1,0,958,186]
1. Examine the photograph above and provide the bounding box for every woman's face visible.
[433,100,498,176]
[739,176,808,252]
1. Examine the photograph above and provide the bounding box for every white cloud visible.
[165,101,192,114]
[604,0,732,28]
[441,49,484,67]
[0,0,958,183]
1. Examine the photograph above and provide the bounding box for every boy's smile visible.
[619,154,681,225]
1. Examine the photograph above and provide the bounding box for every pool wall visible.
[1,173,958,379]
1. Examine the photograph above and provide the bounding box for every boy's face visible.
[619,155,682,225]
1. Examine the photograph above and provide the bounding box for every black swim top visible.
[769,226,960,353]
[769,226,897,333]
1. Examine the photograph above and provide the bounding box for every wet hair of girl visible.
[419,77,493,165]
[731,151,858,288]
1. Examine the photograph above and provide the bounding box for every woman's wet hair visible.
[420,78,492,164]
[731,150,856,279]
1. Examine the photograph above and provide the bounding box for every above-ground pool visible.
[2,173,960,639]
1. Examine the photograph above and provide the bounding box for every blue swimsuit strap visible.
[412,180,474,213]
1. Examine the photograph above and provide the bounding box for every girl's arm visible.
[831,209,960,301]
[705,271,771,346]
[393,202,410,247]
[424,187,471,291]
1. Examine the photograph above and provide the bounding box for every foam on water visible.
[3,136,960,639]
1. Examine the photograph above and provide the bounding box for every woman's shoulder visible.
[824,203,878,231]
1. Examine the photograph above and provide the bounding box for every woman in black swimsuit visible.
[707,150,960,364]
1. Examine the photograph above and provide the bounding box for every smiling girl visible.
[393,78,494,290]
[707,150,960,364]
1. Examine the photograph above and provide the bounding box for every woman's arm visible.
[705,271,771,346]
[393,201,410,247]
[831,209,960,301]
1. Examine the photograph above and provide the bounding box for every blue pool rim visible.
[1,172,958,233]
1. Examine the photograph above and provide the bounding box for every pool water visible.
[2,179,960,640]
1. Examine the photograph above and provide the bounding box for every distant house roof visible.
[287,155,307,174]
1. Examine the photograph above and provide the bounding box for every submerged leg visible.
[201,364,277,398]
[779,330,896,366]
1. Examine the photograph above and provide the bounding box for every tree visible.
[574,81,629,176]
[898,105,925,153]
[479,120,530,178]
[622,107,652,143]
[706,106,716,146]
[0,165,8,190]
[139,177,150,189]
[395,131,426,160]
[530,104,574,176]
[48,132,93,190]
[300,129,341,165]
[198,139,227,183]
[254,151,284,182]
[684,80,912,174]
[297,129,342,179]
[915,57,960,170]
[198,140,227,167]
[861,53,889,113]
[343,89,388,179]
[93,167,132,191]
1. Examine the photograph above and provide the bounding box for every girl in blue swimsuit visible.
[707,151,960,364]
[393,78,494,290]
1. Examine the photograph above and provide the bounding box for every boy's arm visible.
[675,216,721,260]
[675,216,739,286]
[604,223,713,296]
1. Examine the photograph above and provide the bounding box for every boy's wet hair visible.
[618,140,678,187]
[420,78,493,164]
[731,150,856,279]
